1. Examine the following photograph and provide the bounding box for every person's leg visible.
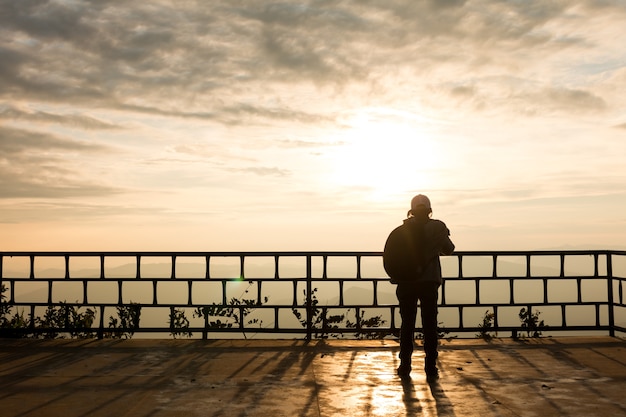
[396,284,418,376]
[418,282,440,379]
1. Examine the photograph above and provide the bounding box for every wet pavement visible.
[0,336,625,416]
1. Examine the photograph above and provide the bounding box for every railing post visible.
[64,255,70,279]
[29,255,35,279]
[136,255,141,279]
[306,255,313,341]
[0,254,3,297]
[607,252,615,337]
[98,305,104,339]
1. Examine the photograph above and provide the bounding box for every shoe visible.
[397,364,412,378]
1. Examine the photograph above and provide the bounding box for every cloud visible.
[1,0,625,244]
[1,0,623,122]
[0,126,122,199]
[0,200,167,224]
[541,87,607,112]
[274,139,344,149]
[248,167,291,177]
[0,126,110,154]
[0,173,122,199]
[0,105,121,129]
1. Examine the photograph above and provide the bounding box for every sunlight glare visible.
[330,109,441,200]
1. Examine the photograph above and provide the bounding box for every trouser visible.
[396,281,440,370]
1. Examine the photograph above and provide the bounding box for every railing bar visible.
[274,255,279,279]
[475,278,480,305]
[292,280,298,307]
[372,280,378,306]
[136,255,141,279]
[0,250,622,338]
[1,249,624,257]
[607,253,615,336]
[339,280,344,306]
[64,255,70,279]
[100,255,105,279]
[30,305,36,333]
[273,307,279,331]
[493,305,499,329]
[98,305,105,339]
[305,255,312,340]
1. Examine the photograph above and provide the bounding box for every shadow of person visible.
[428,379,457,416]
[401,377,422,414]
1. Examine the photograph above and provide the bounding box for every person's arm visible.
[427,220,455,256]
[439,231,455,255]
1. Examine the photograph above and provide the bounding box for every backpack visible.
[383,220,427,284]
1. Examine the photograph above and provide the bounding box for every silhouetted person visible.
[386,194,455,381]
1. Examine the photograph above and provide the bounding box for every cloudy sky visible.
[1,0,625,252]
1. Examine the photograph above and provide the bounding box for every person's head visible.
[408,194,432,218]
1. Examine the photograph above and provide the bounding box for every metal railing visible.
[1,250,625,339]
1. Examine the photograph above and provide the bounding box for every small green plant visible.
[107,303,142,339]
[292,289,390,339]
[345,309,391,340]
[194,295,268,338]
[477,310,496,341]
[3,283,143,339]
[169,308,192,338]
[1,285,31,337]
[5,310,31,337]
[0,284,9,318]
[292,288,345,338]
[1,285,32,337]
[194,304,235,330]
[518,307,546,338]
[35,303,96,339]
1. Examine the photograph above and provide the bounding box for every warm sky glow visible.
[1,1,625,252]
[328,108,442,198]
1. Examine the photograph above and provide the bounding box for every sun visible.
[328,108,442,200]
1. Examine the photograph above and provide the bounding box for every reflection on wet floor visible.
[0,337,624,417]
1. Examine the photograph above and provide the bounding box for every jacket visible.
[404,217,455,285]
